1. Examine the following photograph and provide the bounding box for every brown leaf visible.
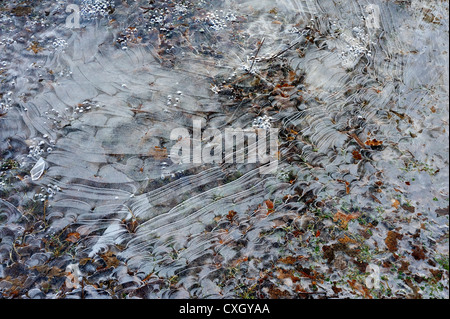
[100,251,120,269]
[348,279,372,299]
[79,258,92,266]
[392,199,400,209]
[385,231,403,252]
[11,6,32,16]
[278,256,298,265]
[226,210,237,221]
[27,41,44,54]
[148,146,168,160]
[338,235,357,244]
[352,150,362,161]
[231,256,248,267]
[277,269,300,283]
[122,219,139,233]
[411,246,426,260]
[402,204,416,213]
[332,285,343,294]
[265,200,274,213]
[365,139,383,147]
[66,232,80,243]
[288,71,297,83]
[333,211,360,228]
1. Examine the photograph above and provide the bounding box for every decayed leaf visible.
[66,232,80,243]
[265,200,274,214]
[278,256,301,265]
[148,146,168,160]
[348,279,372,299]
[365,139,383,147]
[11,6,32,16]
[333,211,360,228]
[226,210,237,221]
[337,179,351,194]
[352,150,362,161]
[385,231,403,252]
[27,41,44,54]
[392,199,401,209]
[338,235,357,244]
[231,256,248,267]
[99,251,120,269]
[276,269,300,283]
[411,245,426,260]
[122,219,139,233]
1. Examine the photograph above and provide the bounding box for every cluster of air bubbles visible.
[35,105,65,127]
[27,136,56,159]
[166,91,182,107]
[252,115,272,130]
[174,3,189,15]
[80,0,115,20]
[52,38,68,51]
[0,91,13,112]
[0,60,8,69]
[146,2,193,29]
[64,100,104,121]
[74,101,93,114]
[26,17,47,28]
[0,12,14,24]
[278,168,292,183]
[146,8,168,28]
[33,184,62,202]
[0,102,10,114]
[0,37,16,46]
[55,67,73,78]
[147,15,165,28]
[202,10,237,31]
[338,26,373,67]
[27,140,54,158]
[164,91,183,113]
[116,27,140,50]
[160,161,176,180]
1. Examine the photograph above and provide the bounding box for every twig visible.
[249,38,265,73]
[348,132,368,149]
[268,37,304,61]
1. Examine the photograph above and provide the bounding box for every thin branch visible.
[268,37,305,61]
[249,37,265,73]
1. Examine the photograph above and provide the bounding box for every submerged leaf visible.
[30,158,46,181]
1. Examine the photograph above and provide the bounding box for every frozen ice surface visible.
[0,0,448,299]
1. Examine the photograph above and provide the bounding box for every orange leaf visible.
[365,139,383,147]
[352,150,362,161]
[278,256,298,265]
[226,210,237,221]
[392,199,400,209]
[348,280,372,299]
[333,211,360,228]
[265,200,274,211]
[148,146,168,160]
[338,235,357,244]
[66,232,80,243]
[289,71,297,83]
